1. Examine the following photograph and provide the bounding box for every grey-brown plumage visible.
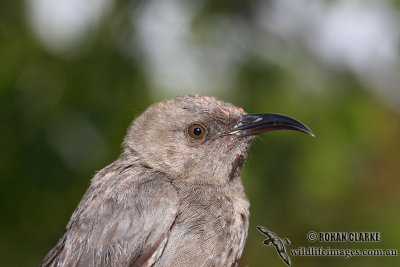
[41,95,313,267]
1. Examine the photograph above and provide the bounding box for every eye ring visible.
[187,123,207,139]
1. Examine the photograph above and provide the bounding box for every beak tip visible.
[304,129,315,138]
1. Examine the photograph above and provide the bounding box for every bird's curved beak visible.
[227,113,315,137]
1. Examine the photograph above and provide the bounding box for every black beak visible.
[227,113,314,137]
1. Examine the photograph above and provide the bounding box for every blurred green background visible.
[1,0,400,266]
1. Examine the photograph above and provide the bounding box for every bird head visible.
[124,94,313,185]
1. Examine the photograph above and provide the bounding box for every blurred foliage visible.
[1,0,400,266]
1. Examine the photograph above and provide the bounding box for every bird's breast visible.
[155,181,249,267]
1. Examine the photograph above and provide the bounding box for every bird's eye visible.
[187,124,207,139]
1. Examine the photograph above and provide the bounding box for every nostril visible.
[240,114,262,125]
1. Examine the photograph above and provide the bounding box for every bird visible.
[41,94,313,267]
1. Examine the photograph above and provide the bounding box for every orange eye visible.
[188,124,207,139]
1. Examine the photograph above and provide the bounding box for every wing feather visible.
[41,162,179,267]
